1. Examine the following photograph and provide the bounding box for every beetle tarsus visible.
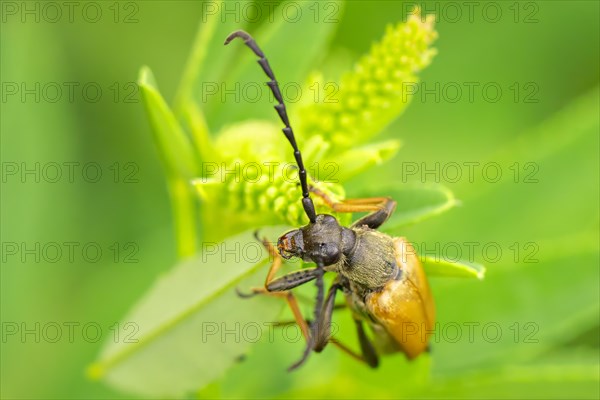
[235,287,259,299]
[287,337,314,372]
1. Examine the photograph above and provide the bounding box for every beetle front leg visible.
[236,233,319,340]
[310,279,379,368]
[237,287,311,341]
[312,280,342,352]
[310,187,397,229]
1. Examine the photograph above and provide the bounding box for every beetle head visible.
[277,214,348,266]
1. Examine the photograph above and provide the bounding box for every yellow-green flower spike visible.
[190,9,437,239]
[192,160,347,232]
[299,7,437,150]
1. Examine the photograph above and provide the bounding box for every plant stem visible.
[168,177,197,258]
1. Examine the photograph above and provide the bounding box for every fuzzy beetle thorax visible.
[339,228,398,291]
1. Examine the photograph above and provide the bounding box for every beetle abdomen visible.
[365,237,435,359]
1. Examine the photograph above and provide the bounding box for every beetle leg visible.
[313,276,378,367]
[238,288,310,341]
[323,314,378,368]
[319,287,379,367]
[329,331,379,368]
[235,231,283,297]
[265,268,321,292]
[236,233,315,340]
[350,198,396,230]
[309,187,396,229]
[288,280,350,371]
[313,281,343,352]
[352,319,379,367]
[255,234,326,367]
[270,302,348,326]
[257,231,283,286]
[238,232,320,294]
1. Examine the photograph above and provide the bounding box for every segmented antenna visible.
[224,30,317,223]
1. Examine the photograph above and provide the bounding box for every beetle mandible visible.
[225,30,435,370]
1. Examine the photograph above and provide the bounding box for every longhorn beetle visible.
[225,30,435,370]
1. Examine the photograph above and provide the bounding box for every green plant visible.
[89,4,485,397]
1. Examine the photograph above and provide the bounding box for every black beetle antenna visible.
[225,30,317,223]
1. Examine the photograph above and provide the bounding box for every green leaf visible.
[426,358,599,399]
[457,86,600,201]
[432,233,599,375]
[493,86,599,165]
[422,89,600,379]
[138,66,198,179]
[138,66,200,257]
[422,256,485,279]
[89,227,287,397]
[351,182,458,232]
[327,139,402,182]
[206,0,343,131]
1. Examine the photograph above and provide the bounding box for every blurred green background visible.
[1,0,598,399]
